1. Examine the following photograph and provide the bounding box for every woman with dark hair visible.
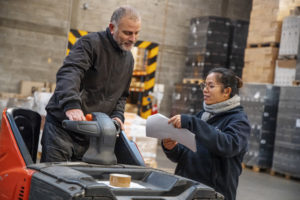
[162,67,250,200]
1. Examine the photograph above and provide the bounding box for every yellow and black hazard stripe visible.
[67,29,89,55]
[134,41,159,118]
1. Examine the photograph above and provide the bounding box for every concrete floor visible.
[155,144,300,200]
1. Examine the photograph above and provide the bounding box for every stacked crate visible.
[277,0,300,21]
[272,86,300,178]
[243,0,300,83]
[243,0,281,84]
[243,47,279,83]
[228,20,249,77]
[240,83,280,169]
[172,16,230,116]
[171,16,249,116]
[275,16,300,85]
[185,16,231,79]
[171,83,203,116]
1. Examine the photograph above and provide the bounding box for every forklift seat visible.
[12,108,41,163]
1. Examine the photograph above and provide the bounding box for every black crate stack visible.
[240,83,280,169]
[171,83,203,116]
[185,16,231,79]
[171,16,249,117]
[272,86,300,178]
[185,16,249,79]
[228,20,249,78]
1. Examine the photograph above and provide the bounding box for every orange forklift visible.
[0,107,223,200]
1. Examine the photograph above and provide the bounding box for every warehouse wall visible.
[0,0,252,116]
[0,0,72,92]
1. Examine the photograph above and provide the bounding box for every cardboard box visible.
[20,81,50,96]
[274,59,297,85]
[51,83,56,93]
[247,0,282,44]
[125,104,138,114]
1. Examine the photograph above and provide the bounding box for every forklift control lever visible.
[62,112,118,165]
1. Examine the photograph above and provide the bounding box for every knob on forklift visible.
[0,107,224,200]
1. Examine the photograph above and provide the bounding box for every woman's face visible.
[202,72,231,105]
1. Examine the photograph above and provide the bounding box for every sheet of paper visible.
[146,113,196,152]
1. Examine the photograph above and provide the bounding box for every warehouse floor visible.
[155,144,300,200]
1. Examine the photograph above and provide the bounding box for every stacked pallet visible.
[241,0,300,177]
[272,87,300,178]
[247,0,281,45]
[185,16,231,79]
[243,0,281,84]
[275,16,300,85]
[228,20,249,77]
[243,47,279,83]
[277,0,300,21]
[244,0,300,84]
[0,80,55,118]
[240,83,280,169]
[171,83,203,116]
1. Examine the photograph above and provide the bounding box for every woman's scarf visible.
[201,95,241,122]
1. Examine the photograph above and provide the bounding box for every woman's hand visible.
[168,115,181,128]
[162,138,178,150]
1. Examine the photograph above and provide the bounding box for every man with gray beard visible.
[41,5,141,162]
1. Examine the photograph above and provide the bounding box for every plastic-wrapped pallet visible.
[171,83,203,116]
[272,86,300,178]
[279,16,300,57]
[274,59,296,86]
[124,112,158,168]
[228,20,249,77]
[277,15,300,84]
[240,83,280,169]
[186,16,231,79]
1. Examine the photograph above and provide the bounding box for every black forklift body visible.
[28,162,223,200]
[3,108,224,200]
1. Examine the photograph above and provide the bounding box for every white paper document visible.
[146,114,196,152]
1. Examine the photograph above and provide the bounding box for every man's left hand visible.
[112,117,124,130]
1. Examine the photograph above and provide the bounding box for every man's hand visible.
[65,109,86,121]
[168,114,181,128]
[112,117,124,130]
[162,138,178,150]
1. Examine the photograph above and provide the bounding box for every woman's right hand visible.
[168,115,181,128]
[162,138,178,150]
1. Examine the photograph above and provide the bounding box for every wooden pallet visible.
[293,80,300,86]
[270,170,300,181]
[247,42,279,48]
[278,55,297,60]
[242,163,270,173]
[183,78,203,85]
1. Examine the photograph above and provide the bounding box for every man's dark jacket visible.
[163,106,250,200]
[46,28,134,123]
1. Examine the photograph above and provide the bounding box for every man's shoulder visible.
[80,31,105,41]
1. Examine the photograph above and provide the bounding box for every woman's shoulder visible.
[225,106,250,126]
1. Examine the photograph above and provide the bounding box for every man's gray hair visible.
[110,5,141,26]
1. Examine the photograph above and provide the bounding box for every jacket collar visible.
[106,28,126,53]
[201,106,244,123]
